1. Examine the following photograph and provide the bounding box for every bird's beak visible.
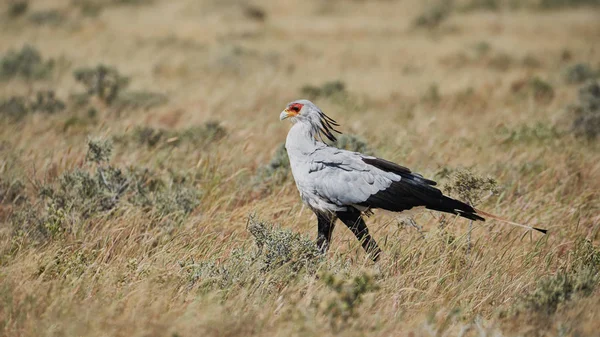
[280,109,291,121]
[279,109,290,121]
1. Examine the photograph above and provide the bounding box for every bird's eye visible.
[289,103,303,113]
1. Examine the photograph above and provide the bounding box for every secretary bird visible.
[279,99,546,261]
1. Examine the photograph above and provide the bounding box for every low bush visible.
[184,216,323,292]
[0,45,54,81]
[564,63,598,84]
[116,122,226,148]
[571,81,600,140]
[301,81,347,101]
[516,238,600,315]
[0,91,66,121]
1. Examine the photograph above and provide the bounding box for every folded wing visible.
[307,149,483,221]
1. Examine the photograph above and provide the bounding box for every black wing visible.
[360,157,484,221]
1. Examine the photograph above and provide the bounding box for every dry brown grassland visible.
[1,0,600,336]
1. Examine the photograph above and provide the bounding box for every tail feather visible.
[474,207,547,234]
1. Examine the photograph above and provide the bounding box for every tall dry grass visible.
[1,0,599,336]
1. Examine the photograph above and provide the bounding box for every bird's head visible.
[280,99,341,142]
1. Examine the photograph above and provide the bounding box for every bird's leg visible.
[316,212,336,254]
[337,209,382,262]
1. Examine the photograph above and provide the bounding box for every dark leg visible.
[316,211,336,254]
[337,208,382,262]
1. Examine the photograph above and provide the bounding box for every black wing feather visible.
[360,157,484,221]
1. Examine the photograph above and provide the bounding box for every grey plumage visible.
[279,99,542,262]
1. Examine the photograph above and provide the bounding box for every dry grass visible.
[1,0,600,336]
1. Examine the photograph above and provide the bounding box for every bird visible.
[279,99,546,261]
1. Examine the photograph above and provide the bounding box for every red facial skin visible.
[287,103,304,115]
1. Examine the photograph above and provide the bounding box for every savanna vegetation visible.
[1,0,599,336]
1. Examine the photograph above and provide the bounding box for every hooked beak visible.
[279,110,290,121]
[280,108,299,121]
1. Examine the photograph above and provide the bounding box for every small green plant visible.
[118,122,226,148]
[497,122,561,144]
[113,90,168,110]
[331,134,374,155]
[414,1,452,28]
[462,0,500,11]
[537,0,600,9]
[0,96,28,120]
[301,81,347,101]
[564,63,598,84]
[487,52,513,71]
[513,239,599,317]
[254,143,290,185]
[85,138,113,164]
[570,81,600,140]
[248,216,322,272]
[185,216,323,292]
[442,168,498,207]
[0,45,54,81]
[41,139,201,221]
[529,77,555,103]
[0,91,66,121]
[37,248,98,281]
[8,1,28,18]
[73,64,129,105]
[422,83,441,105]
[73,64,168,109]
[28,9,65,26]
[512,77,555,103]
[0,179,26,205]
[42,202,68,238]
[321,272,379,331]
[243,4,266,21]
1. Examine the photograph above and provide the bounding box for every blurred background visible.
[1,0,599,336]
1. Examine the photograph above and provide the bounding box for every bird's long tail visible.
[474,207,547,234]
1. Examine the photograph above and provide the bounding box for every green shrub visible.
[0,45,54,81]
[36,247,98,281]
[254,143,290,185]
[7,1,28,18]
[564,63,598,84]
[301,81,347,101]
[28,9,65,26]
[248,216,322,272]
[73,64,168,109]
[421,83,441,105]
[517,239,600,316]
[497,122,562,144]
[40,139,201,222]
[441,168,498,206]
[520,269,597,315]
[118,122,226,148]
[512,77,555,103]
[321,272,379,331]
[538,0,600,9]
[332,134,374,155]
[73,64,129,105]
[185,216,323,291]
[113,90,168,110]
[571,81,600,140]
[414,1,452,28]
[0,179,26,205]
[0,91,66,121]
[0,96,29,120]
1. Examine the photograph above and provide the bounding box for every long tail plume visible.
[474,208,547,234]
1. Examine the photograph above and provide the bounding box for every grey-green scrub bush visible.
[0,45,54,81]
[571,81,600,140]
